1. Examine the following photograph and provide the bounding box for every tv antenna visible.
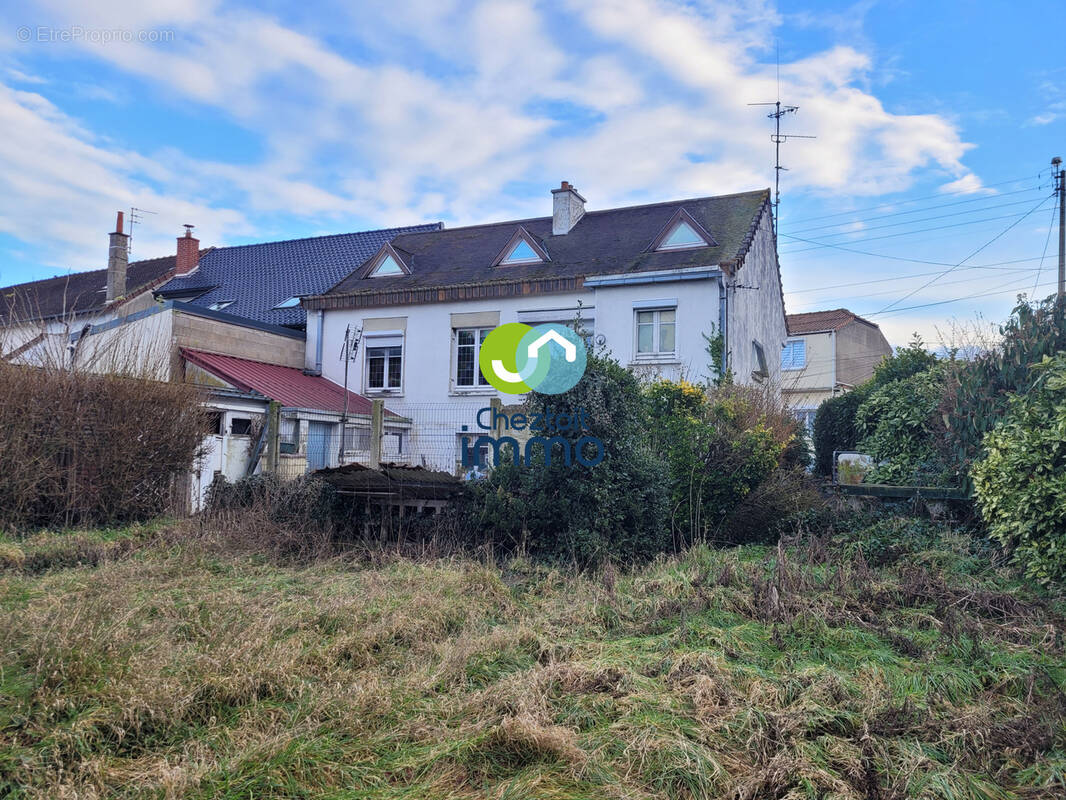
[128,206,157,257]
[749,48,815,245]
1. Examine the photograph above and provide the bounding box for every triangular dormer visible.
[493,226,550,266]
[364,243,411,278]
[647,208,717,252]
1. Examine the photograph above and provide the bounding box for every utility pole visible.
[749,100,814,245]
[1054,156,1065,299]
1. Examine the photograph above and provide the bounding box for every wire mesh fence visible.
[276,400,517,478]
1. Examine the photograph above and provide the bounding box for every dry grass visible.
[1,520,1065,799]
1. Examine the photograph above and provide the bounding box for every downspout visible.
[718,277,728,379]
[314,310,324,375]
[830,331,837,394]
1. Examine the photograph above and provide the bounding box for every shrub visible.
[0,362,204,530]
[855,363,954,486]
[947,295,1066,480]
[647,379,806,546]
[812,336,941,478]
[972,353,1066,584]
[464,352,670,565]
[811,388,868,476]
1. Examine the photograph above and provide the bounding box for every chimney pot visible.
[115,210,124,234]
[175,224,200,276]
[551,181,585,235]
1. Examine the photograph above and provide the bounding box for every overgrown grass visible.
[1,518,1064,799]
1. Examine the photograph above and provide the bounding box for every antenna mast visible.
[128,206,157,258]
[749,51,814,245]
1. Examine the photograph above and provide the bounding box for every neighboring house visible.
[301,182,788,472]
[781,308,894,430]
[0,212,209,367]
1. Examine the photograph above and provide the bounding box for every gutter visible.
[583,265,723,288]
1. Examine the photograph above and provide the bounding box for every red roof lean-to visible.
[181,348,383,416]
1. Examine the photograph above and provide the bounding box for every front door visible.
[306,421,335,472]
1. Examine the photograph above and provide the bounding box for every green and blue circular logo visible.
[479,323,587,395]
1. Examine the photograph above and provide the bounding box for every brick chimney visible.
[551,180,585,235]
[105,211,129,302]
[175,224,200,276]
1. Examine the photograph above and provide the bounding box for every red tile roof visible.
[181,349,378,416]
[786,308,879,335]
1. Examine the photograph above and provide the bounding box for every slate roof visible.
[181,348,385,416]
[158,224,442,328]
[0,252,197,324]
[318,190,770,303]
[786,309,880,335]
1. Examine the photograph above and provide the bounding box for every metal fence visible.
[270,399,523,479]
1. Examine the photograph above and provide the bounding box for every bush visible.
[464,353,670,565]
[812,336,941,478]
[855,363,954,486]
[947,295,1066,480]
[811,389,868,476]
[647,379,811,546]
[0,363,204,530]
[972,353,1066,584]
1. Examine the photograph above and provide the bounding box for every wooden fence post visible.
[370,399,383,469]
[265,401,280,473]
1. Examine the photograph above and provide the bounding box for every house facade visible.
[781,308,894,430]
[302,183,788,472]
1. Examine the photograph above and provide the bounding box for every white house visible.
[301,183,788,472]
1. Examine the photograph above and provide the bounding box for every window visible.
[207,300,234,311]
[231,417,252,436]
[635,308,676,356]
[792,408,817,434]
[204,410,223,436]
[658,220,705,250]
[370,254,404,276]
[501,239,541,264]
[781,339,807,370]
[273,296,300,308]
[455,327,493,387]
[384,427,405,456]
[344,425,370,452]
[752,340,769,380]
[279,418,298,454]
[366,345,402,390]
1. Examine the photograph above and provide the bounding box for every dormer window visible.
[273,296,300,309]
[649,208,716,252]
[364,243,411,278]
[493,226,549,267]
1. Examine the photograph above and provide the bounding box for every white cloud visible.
[0,0,978,271]
[938,174,996,196]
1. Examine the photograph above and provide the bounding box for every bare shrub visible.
[0,361,204,530]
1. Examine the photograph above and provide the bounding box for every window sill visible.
[629,356,681,366]
[449,387,497,397]
[365,390,404,398]
[781,367,807,372]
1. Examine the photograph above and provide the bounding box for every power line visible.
[869,277,1059,318]
[783,173,1040,226]
[782,207,1050,254]
[875,194,1054,315]
[786,185,1042,236]
[784,194,1044,241]
[1032,193,1059,295]
[787,256,1054,296]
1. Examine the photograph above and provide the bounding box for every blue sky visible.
[0,0,1062,345]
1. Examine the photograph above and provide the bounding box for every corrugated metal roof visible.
[787,308,880,335]
[182,348,376,415]
[158,224,442,328]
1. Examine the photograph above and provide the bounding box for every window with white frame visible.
[455,327,493,388]
[781,338,807,370]
[365,335,403,391]
[635,308,676,356]
[344,424,370,452]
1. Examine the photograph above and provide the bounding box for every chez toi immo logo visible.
[460,323,604,469]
